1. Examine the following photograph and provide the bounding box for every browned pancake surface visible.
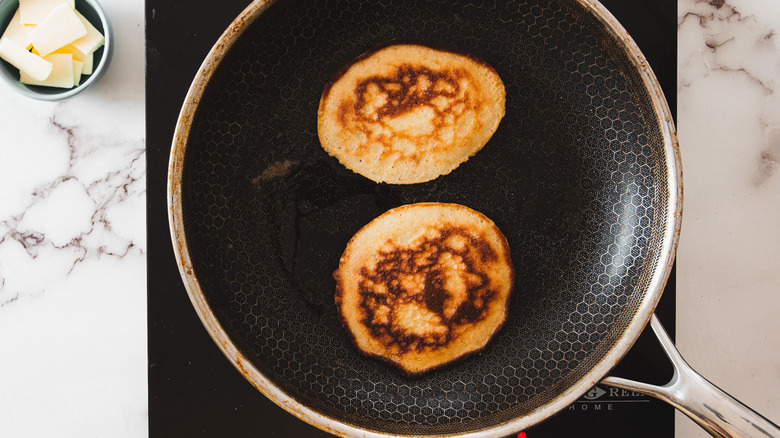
[318,44,506,184]
[335,203,514,376]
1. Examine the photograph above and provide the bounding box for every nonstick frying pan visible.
[167,0,780,436]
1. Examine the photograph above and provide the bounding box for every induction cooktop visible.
[146,1,677,436]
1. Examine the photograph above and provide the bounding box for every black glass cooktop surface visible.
[146,1,677,436]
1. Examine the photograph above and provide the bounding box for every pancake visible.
[334,203,514,376]
[318,44,506,184]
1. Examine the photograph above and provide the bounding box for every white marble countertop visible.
[676,0,780,436]
[0,0,146,436]
[0,0,777,437]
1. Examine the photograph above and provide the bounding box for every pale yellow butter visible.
[20,52,74,88]
[1,8,36,50]
[18,0,76,25]
[70,10,103,55]
[29,3,86,56]
[4,1,103,89]
[72,58,83,84]
[80,49,92,75]
[0,37,52,81]
[34,44,94,76]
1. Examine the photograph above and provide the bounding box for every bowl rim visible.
[0,0,113,101]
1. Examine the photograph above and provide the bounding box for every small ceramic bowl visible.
[0,0,113,101]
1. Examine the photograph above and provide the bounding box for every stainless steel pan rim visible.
[166,0,682,436]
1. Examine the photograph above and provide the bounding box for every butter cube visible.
[0,37,52,81]
[72,59,83,84]
[20,52,74,88]
[29,3,86,56]
[1,8,36,50]
[80,49,93,75]
[34,44,93,75]
[70,10,103,55]
[19,0,76,25]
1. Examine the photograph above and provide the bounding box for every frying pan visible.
[167,0,780,436]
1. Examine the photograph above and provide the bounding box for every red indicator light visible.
[517,433,527,438]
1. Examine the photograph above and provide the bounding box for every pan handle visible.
[601,315,780,438]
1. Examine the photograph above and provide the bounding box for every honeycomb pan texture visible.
[178,0,673,435]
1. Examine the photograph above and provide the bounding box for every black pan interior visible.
[180,0,670,434]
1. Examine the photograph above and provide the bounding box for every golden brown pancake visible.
[334,203,514,376]
[318,44,506,184]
